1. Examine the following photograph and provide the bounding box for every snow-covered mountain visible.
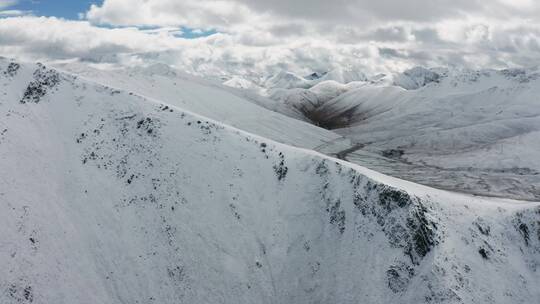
[315,67,540,200]
[54,61,337,148]
[317,67,368,84]
[222,75,264,92]
[228,68,369,123]
[268,80,367,122]
[260,67,367,91]
[392,67,442,90]
[255,65,540,201]
[53,60,540,200]
[264,71,312,89]
[2,59,539,304]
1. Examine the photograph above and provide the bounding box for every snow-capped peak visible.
[393,66,442,90]
[264,70,310,89]
[318,67,368,84]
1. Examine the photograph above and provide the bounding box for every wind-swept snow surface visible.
[1,60,540,303]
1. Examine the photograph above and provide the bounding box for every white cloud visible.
[86,0,253,31]
[0,17,183,61]
[0,1,540,78]
[0,9,28,17]
[85,0,540,30]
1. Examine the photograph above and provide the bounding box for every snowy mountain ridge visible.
[1,58,540,304]
[237,63,540,201]
[47,61,540,201]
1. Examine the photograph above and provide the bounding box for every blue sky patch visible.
[8,0,98,19]
[1,0,217,39]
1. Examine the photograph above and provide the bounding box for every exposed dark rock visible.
[20,64,60,104]
[499,68,540,83]
[353,181,438,265]
[229,203,241,220]
[167,265,186,283]
[387,262,415,293]
[519,223,530,246]
[537,222,540,242]
[478,248,489,259]
[382,149,405,159]
[4,62,20,77]
[379,185,412,209]
[6,282,33,303]
[273,152,288,181]
[474,219,491,236]
[24,286,33,302]
[326,199,346,234]
[406,203,436,261]
[315,160,329,177]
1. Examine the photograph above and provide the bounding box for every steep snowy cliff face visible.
[1,60,539,304]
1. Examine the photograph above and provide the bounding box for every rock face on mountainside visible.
[1,59,539,304]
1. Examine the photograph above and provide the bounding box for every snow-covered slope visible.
[88,62,538,201]
[309,67,540,200]
[268,80,367,122]
[223,75,263,92]
[316,67,368,84]
[264,71,311,89]
[54,62,336,148]
[262,68,368,90]
[268,87,320,117]
[2,59,540,304]
[248,68,368,122]
[392,67,442,90]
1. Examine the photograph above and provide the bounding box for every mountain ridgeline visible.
[239,66,540,201]
[1,59,539,303]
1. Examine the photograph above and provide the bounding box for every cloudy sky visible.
[0,0,539,77]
